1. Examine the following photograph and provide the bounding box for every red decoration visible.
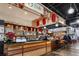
[36,20,39,26]
[32,27,34,31]
[38,27,42,32]
[28,27,31,31]
[46,29,48,33]
[51,12,57,22]
[42,18,46,25]
[6,32,15,40]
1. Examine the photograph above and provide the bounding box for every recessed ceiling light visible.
[68,7,74,14]
[8,6,12,9]
[24,12,27,14]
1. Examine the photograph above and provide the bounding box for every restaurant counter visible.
[4,40,52,56]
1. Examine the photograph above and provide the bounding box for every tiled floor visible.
[45,41,79,56]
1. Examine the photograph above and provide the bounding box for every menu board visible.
[0,20,4,41]
[0,26,4,33]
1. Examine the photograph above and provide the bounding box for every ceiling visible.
[0,3,40,26]
[42,3,79,26]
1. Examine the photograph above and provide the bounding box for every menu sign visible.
[0,26,4,33]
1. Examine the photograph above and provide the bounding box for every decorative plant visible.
[6,32,15,40]
[4,32,15,43]
[3,34,8,42]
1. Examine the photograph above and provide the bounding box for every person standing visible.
[63,34,71,44]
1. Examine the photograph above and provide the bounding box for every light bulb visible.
[68,7,74,14]
[44,27,46,29]
[8,6,12,9]
[76,20,79,23]
[24,12,27,15]
[55,24,59,27]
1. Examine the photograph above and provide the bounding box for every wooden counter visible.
[4,40,51,56]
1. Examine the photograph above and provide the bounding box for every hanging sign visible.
[25,3,44,14]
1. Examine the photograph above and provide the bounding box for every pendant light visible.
[76,19,79,23]
[68,4,75,14]
[55,23,59,27]
[44,26,46,29]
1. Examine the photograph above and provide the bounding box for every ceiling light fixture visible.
[8,6,12,9]
[55,23,59,27]
[68,4,75,14]
[24,12,27,15]
[44,26,46,29]
[76,19,79,23]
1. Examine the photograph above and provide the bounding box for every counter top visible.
[4,40,51,56]
[5,40,50,46]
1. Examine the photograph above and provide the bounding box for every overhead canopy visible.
[0,3,40,26]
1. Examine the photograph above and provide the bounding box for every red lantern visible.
[42,18,46,25]
[28,27,31,31]
[36,20,39,26]
[51,12,57,22]
[32,27,34,31]
[38,27,42,32]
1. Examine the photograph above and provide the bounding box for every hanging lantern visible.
[32,27,34,31]
[36,20,39,26]
[42,18,46,25]
[38,27,42,32]
[51,12,57,22]
[28,27,31,31]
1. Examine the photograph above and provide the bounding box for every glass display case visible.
[15,37,27,42]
